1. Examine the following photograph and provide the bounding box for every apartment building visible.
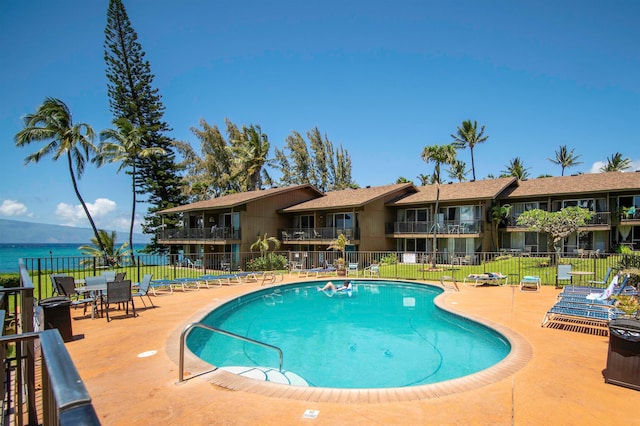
[157,172,640,264]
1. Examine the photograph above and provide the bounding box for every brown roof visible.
[282,183,416,212]
[390,177,517,205]
[159,184,322,214]
[500,172,640,199]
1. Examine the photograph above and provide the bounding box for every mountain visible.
[0,219,151,244]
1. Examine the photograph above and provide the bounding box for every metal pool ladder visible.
[178,322,283,382]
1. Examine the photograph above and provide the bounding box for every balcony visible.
[388,220,484,236]
[158,226,240,244]
[508,212,611,229]
[280,227,359,243]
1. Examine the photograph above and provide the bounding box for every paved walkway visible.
[64,276,640,425]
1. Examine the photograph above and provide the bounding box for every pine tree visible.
[104,0,186,253]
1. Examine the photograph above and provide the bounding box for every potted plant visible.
[328,234,348,276]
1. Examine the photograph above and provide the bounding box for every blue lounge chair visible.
[558,275,634,306]
[542,274,630,335]
[587,267,614,287]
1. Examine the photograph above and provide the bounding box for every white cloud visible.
[0,199,30,217]
[588,159,640,174]
[55,198,117,227]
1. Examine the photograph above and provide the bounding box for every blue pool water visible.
[187,280,510,389]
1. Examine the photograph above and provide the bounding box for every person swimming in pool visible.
[317,280,352,296]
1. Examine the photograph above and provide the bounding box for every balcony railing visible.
[1,260,99,425]
[280,227,359,242]
[388,220,484,235]
[508,212,611,228]
[159,226,240,242]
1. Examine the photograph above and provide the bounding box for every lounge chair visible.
[148,279,175,295]
[132,274,155,308]
[541,304,615,336]
[587,267,614,287]
[556,275,633,306]
[464,272,507,287]
[301,267,337,278]
[541,274,630,335]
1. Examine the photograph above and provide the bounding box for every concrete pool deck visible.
[64,276,639,425]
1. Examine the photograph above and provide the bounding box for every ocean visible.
[0,243,150,273]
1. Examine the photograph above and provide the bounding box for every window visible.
[327,212,357,229]
[397,208,429,222]
[294,215,314,229]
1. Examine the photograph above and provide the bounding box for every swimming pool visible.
[186,280,511,389]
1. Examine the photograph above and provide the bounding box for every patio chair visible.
[49,273,67,296]
[132,274,155,308]
[53,276,95,316]
[363,263,380,277]
[101,271,117,282]
[347,263,359,277]
[104,280,136,322]
[114,272,126,282]
[556,264,572,288]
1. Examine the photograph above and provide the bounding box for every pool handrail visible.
[179,322,284,382]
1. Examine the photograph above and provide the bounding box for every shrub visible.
[0,274,20,288]
[246,253,288,271]
[380,253,398,265]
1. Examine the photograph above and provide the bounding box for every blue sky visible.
[1,0,638,234]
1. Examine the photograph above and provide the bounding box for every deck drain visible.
[302,409,319,419]
[138,350,157,358]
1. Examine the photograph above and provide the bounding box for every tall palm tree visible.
[600,152,632,172]
[421,144,457,268]
[451,120,488,181]
[228,124,271,191]
[547,145,582,176]
[14,97,107,254]
[501,157,530,180]
[78,229,131,267]
[96,117,165,261]
[447,159,469,182]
